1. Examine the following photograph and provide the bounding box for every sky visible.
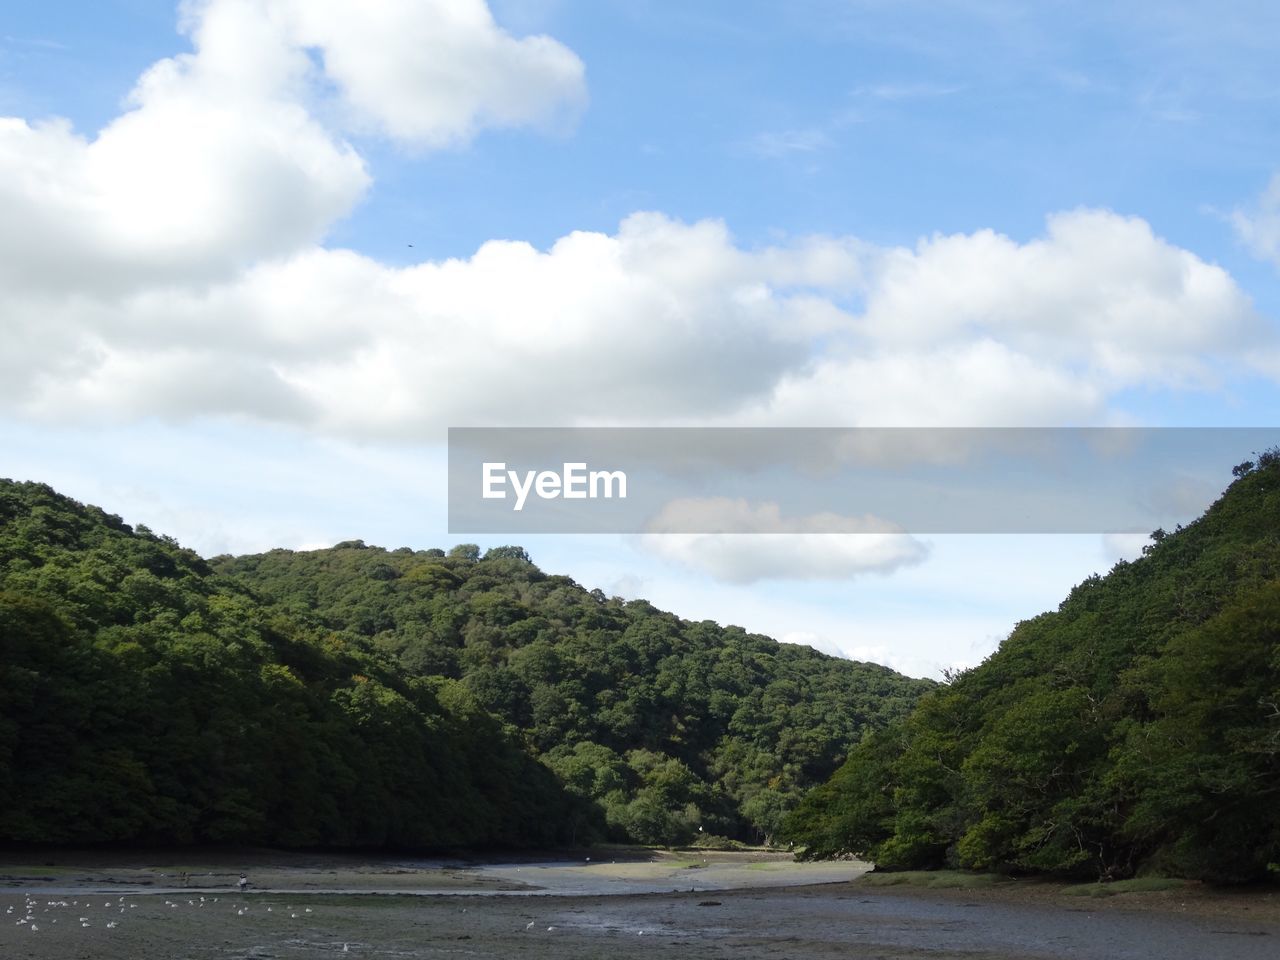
[3,0,1280,677]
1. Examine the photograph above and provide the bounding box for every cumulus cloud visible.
[274,0,586,146]
[723,210,1266,427]
[744,340,1107,427]
[0,5,368,295]
[640,498,928,583]
[0,0,584,298]
[4,207,1267,435]
[0,4,1271,444]
[857,210,1262,384]
[642,532,927,584]
[9,215,855,429]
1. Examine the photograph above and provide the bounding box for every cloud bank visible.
[3,0,1276,586]
[641,498,928,583]
[4,205,1264,433]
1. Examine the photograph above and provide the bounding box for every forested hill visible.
[0,480,571,849]
[0,479,932,849]
[787,454,1280,884]
[214,544,932,845]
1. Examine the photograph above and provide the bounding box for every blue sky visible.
[3,1,1280,676]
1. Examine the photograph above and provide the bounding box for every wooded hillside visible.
[786,454,1280,884]
[0,479,930,848]
[215,542,931,844]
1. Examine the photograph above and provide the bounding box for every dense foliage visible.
[786,455,1280,884]
[0,479,931,848]
[214,544,931,846]
[0,481,572,848]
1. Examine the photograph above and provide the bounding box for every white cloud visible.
[857,210,1262,385]
[723,210,1266,428]
[0,5,1270,448]
[0,0,584,300]
[782,632,894,666]
[643,532,928,584]
[1101,532,1152,563]
[640,498,928,583]
[604,573,650,600]
[745,339,1106,427]
[273,0,585,146]
[10,214,854,430]
[4,207,1267,436]
[781,633,948,678]
[0,29,367,294]
[1232,173,1280,266]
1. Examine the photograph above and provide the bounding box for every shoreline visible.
[0,847,869,899]
[4,850,1279,959]
[4,847,1278,913]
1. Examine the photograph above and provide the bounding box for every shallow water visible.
[4,863,1279,960]
[536,888,1280,960]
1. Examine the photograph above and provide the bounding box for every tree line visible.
[786,454,1280,884]
[214,541,931,845]
[0,479,930,849]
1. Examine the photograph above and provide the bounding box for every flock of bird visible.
[6,887,650,947]
[7,893,317,935]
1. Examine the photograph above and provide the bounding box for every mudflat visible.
[2,850,1277,959]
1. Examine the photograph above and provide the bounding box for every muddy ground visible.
[2,849,1276,959]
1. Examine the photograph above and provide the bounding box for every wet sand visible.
[2,850,1277,959]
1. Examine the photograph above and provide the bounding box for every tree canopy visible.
[214,542,932,845]
[0,479,931,849]
[786,454,1280,884]
[0,482,569,847]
